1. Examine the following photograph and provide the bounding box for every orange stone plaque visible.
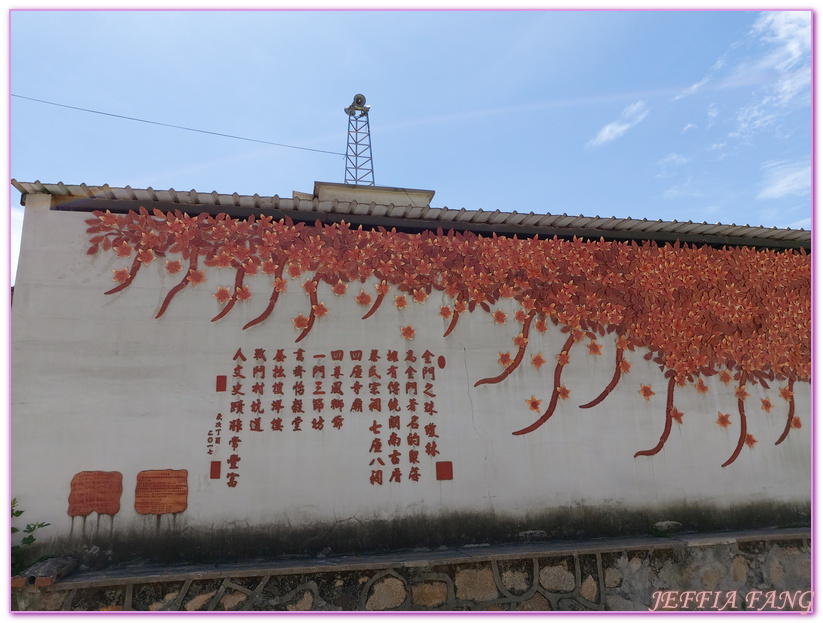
[134,469,188,515]
[68,471,123,517]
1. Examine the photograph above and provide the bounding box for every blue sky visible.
[7,9,813,284]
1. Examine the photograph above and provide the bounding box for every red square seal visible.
[435,461,453,481]
[210,461,221,479]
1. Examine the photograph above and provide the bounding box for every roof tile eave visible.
[12,181,811,245]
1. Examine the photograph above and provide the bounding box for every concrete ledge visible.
[11,527,810,612]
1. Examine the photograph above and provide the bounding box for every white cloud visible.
[656,153,690,178]
[586,101,649,148]
[756,160,811,199]
[751,11,811,73]
[658,153,689,166]
[673,77,709,100]
[682,123,697,132]
[734,11,811,137]
[708,143,727,160]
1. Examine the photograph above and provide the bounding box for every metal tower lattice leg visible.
[344,114,374,186]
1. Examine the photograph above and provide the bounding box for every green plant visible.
[11,498,50,576]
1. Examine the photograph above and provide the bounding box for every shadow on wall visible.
[24,500,810,569]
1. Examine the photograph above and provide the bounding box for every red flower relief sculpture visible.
[86,208,810,465]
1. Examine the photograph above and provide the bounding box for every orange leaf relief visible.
[356,291,373,306]
[588,341,602,356]
[293,314,310,330]
[761,398,773,413]
[526,395,542,412]
[498,352,513,367]
[557,351,571,366]
[332,280,347,296]
[531,353,546,369]
[236,285,251,302]
[312,302,329,318]
[214,287,231,304]
[791,417,802,429]
[780,386,794,401]
[242,260,258,275]
[376,280,390,296]
[440,306,452,319]
[719,370,732,385]
[187,269,205,286]
[395,295,408,310]
[670,408,684,424]
[401,324,415,340]
[137,248,155,265]
[112,268,130,283]
[99,210,118,227]
[616,335,632,350]
[214,252,232,268]
[717,412,731,428]
[639,385,655,401]
[696,379,708,394]
[114,242,133,257]
[735,386,749,401]
[273,278,288,293]
[493,309,508,324]
[745,434,757,448]
[619,359,632,374]
[513,333,528,348]
[412,288,428,303]
[165,259,183,274]
[557,385,571,400]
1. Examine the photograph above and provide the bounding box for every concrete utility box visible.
[10,182,811,563]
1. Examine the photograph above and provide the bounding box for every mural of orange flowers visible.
[526,396,542,412]
[356,291,372,306]
[165,259,183,274]
[112,268,130,283]
[86,208,810,465]
[670,408,683,424]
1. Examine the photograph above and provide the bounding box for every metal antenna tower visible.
[344,94,374,185]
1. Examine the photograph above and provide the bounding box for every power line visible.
[11,93,346,157]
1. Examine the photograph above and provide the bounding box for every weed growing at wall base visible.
[11,498,50,576]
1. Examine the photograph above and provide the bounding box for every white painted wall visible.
[11,206,811,542]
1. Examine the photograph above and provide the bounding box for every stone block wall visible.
[12,529,811,612]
